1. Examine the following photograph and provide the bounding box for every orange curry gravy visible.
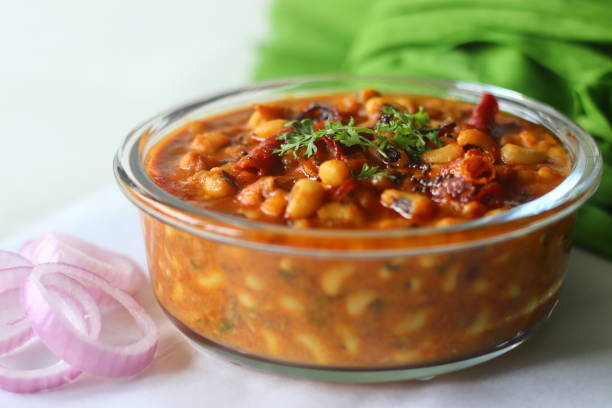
[148,90,570,229]
[143,90,572,367]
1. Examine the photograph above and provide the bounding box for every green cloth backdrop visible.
[253,0,612,259]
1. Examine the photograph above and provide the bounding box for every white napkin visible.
[2,185,611,408]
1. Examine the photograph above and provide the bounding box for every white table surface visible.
[0,0,268,240]
[1,185,611,407]
[2,2,612,405]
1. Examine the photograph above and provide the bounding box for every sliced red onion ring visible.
[0,354,82,394]
[0,250,32,270]
[20,232,144,295]
[0,266,34,355]
[17,241,36,264]
[23,263,158,378]
[0,273,101,393]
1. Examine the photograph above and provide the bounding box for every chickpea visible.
[380,189,433,221]
[345,290,376,317]
[246,104,288,129]
[365,96,411,117]
[285,179,325,219]
[547,146,567,162]
[394,97,416,113]
[237,176,277,205]
[537,166,557,181]
[246,110,264,129]
[456,129,496,154]
[202,169,235,198]
[234,170,258,186]
[259,176,278,197]
[461,201,487,218]
[260,191,288,217]
[339,96,361,116]
[320,265,354,296]
[501,144,546,165]
[357,88,381,102]
[178,151,207,173]
[518,130,539,148]
[420,143,464,164]
[253,119,287,140]
[364,97,384,117]
[318,159,350,186]
[190,130,230,154]
[317,202,364,226]
[237,182,263,206]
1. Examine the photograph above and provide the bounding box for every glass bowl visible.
[114,75,602,382]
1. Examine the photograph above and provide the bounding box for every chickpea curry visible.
[143,90,573,368]
[148,90,570,229]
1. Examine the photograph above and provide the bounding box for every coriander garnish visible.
[273,119,320,159]
[354,163,396,181]
[273,105,440,159]
[273,118,377,159]
[324,117,378,150]
[374,106,442,155]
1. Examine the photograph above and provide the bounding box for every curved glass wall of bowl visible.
[172,302,556,382]
[114,75,601,257]
[114,76,602,381]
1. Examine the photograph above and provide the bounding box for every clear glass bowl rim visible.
[114,74,602,257]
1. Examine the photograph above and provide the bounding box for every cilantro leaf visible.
[325,118,377,149]
[273,105,441,160]
[273,119,320,159]
[374,106,441,155]
[274,118,377,159]
[354,163,396,181]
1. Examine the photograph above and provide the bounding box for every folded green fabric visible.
[254,0,612,259]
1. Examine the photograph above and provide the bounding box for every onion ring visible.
[20,232,144,295]
[0,250,31,270]
[23,263,158,378]
[0,266,34,355]
[0,272,101,393]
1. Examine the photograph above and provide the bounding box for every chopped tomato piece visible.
[324,135,345,160]
[467,93,498,134]
[236,135,283,174]
[331,179,357,200]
